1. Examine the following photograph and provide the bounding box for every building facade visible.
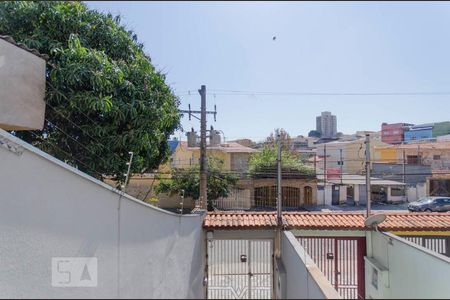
[315,137,388,175]
[381,123,413,144]
[316,111,337,139]
[404,123,434,142]
[374,141,450,171]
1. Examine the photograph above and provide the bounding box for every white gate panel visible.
[207,239,273,299]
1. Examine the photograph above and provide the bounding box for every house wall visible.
[239,178,318,207]
[432,122,450,138]
[366,231,450,299]
[170,144,252,172]
[104,176,196,209]
[377,148,398,163]
[374,146,450,171]
[0,130,205,299]
[404,129,433,141]
[372,163,432,186]
[280,231,341,299]
[381,123,407,144]
[316,139,387,175]
[0,38,46,130]
[317,185,333,206]
[406,183,427,202]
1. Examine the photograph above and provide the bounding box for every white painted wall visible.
[365,231,450,299]
[280,231,341,299]
[339,186,347,203]
[0,130,205,299]
[0,38,46,130]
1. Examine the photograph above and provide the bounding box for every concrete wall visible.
[406,183,427,202]
[0,129,205,299]
[280,231,341,299]
[372,163,431,186]
[0,38,46,130]
[365,231,450,299]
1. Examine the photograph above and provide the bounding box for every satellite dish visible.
[364,213,386,228]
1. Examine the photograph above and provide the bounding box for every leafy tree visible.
[308,130,322,138]
[0,1,180,182]
[248,145,315,178]
[265,128,293,152]
[155,158,238,211]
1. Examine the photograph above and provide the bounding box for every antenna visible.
[364,213,386,230]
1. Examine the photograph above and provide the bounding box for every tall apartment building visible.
[316,111,337,138]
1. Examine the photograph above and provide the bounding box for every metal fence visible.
[207,239,273,299]
[401,235,450,257]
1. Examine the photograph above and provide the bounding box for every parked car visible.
[408,197,450,212]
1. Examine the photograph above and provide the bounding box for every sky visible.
[87,1,450,142]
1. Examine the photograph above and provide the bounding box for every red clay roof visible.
[204,211,450,231]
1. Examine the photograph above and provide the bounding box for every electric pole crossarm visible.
[179,110,216,114]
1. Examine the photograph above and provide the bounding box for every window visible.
[433,155,441,160]
[391,187,405,197]
[254,186,301,207]
[407,155,421,164]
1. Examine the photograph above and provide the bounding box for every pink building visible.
[381,123,413,144]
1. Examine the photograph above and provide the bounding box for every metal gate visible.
[297,237,366,299]
[207,239,273,299]
[401,235,450,257]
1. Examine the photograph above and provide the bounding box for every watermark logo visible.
[51,257,97,287]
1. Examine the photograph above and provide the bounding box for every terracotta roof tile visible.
[204,211,450,231]
[0,35,49,60]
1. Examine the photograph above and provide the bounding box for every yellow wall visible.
[378,148,398,163]
[164,145,233,171]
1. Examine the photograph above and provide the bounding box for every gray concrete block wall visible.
[0,129,205,299]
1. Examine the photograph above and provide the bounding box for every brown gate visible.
[297,237,366,299]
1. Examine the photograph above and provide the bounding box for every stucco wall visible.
[0,129,205,299]
[316,139,387,175]
[281,231,340,299]
[366,231,450,299]
[0,38,46,130]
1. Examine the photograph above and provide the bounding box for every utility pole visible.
[275,132,282,261]
[179,85,217,210]
[365,134,371,217]
[339,148,343,185]
[199,85,207,210]
[403,149,407,202]
[402,149,406,184]
[314,154,317,175]
[277,133,282,226]
[323,144,327,205]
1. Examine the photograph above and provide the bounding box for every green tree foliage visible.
[155,158,238,211]
[308,130,322,138]
[0,2,180,182]
[249,146,315,178]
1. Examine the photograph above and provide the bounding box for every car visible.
[408,197,450,212]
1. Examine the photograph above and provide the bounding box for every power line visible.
[181,89,450,97]
[27,130,105,179]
